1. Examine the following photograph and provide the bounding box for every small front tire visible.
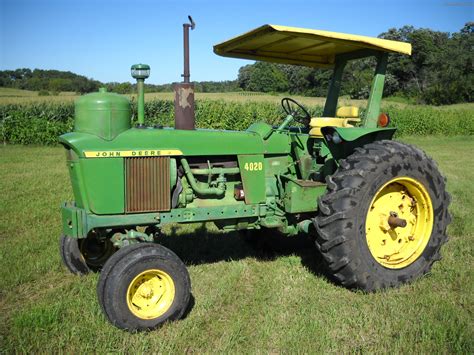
[60,235,90,275]
[97,243,191,331]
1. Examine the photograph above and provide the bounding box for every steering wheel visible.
[281,98,311,125]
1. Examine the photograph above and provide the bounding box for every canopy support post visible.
[323,59,347,117]
[363,52,388,128]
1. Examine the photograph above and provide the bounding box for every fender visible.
[321,126,396,160]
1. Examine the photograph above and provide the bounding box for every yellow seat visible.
[309,106,360,138]
[336,106,359,118]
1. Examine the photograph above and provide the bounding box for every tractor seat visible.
[309,106,361,138]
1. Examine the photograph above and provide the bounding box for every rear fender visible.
[321,127,396,161]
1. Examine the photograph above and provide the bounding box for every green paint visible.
[321,126,396,161]
[111,230,154,248]
[364,53,388,128]
[74,88,131,141]
[181,158,226,197]
[276,114,295,133]
[81,158,124,214]
[247,122,273,139]
[190,166,240,175]
[263,130,292,154]
[290,134,312,179]
[65,154,86,209]
[329,127,396,142]
[136,79,145,126]
[170,158,177,189]
[283,178,325,213]
[238,155,266,204]
[130,64,150,126]
[61,202,86,238]
[60,128,266,156]
[323,59,347,117]
[62,202,264,238]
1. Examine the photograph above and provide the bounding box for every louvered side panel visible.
[125,157,170,213]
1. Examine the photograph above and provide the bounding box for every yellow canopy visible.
[214,24,411,68]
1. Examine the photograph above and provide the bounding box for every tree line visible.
[102,80,239,94]
[0,69,101,94]
[0,69,238,95]
[1,23,472,105]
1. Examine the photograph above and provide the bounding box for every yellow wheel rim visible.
[126,269,175,319]
[365,177,434,269]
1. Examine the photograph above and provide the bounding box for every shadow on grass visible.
[157,223,331,282]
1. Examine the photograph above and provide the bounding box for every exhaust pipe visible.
[174,16,196,130]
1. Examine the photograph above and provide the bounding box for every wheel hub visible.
[126,269,175,319]
[139,284,154,299]
[366,177,434,269]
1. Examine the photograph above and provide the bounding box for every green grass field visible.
[0,136,473,352]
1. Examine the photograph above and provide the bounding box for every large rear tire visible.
[314,140,450,291]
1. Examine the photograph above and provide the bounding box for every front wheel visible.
[97,243,191,331]
[314,140,450,291]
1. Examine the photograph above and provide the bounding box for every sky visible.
[0,0,472,84]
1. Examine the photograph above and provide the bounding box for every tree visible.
[238,62,288,92]
[237,64,254,90]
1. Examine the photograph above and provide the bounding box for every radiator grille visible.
[125,157,170,213]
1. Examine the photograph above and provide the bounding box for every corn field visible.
[0,99,473,145]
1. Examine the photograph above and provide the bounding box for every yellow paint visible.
[126,269,175,320]
[214,24,411,68]
[365,177,434,269]
[309,117,360,138]
[83,149,183,158]
[336,106,359,118]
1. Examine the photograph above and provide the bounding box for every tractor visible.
[59,19,450,331]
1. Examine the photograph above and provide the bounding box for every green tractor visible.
[59,21,450,331]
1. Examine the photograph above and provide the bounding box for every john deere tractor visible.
[59,20,450,331]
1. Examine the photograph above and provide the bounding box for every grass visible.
[0,87,76,102]
[0,136,473,352]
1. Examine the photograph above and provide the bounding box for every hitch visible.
[111,230,154,248]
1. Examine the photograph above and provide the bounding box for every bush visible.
[385,105,474,136]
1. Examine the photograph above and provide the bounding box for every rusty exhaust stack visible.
[174,15,196,130]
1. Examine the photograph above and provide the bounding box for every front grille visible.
[125,157,170,213]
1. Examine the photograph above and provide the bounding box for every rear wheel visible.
[97,243,191,331]
[314,140,450,291]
